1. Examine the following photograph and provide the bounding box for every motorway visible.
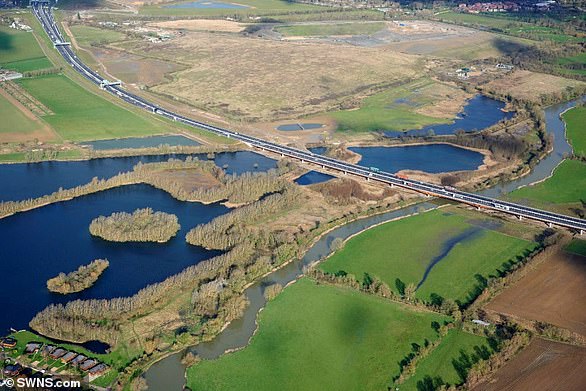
[32,1,586,232]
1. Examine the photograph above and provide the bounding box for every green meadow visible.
[400,329,491,390]
[140,0,324,17]
[510,160,586,206]
[562,106,586,158]
[0,92,43,134]
[0,25,53,72]
[275,22,385,37]
[16,74,172,141]
[329,79,452,132]
[187,278,447,391]
[321,208,537,304]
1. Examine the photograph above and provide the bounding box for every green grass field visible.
[510,160,586,206]
[0,93,43,134]
[0,25,53,72]
[565,239,586,257]
[329,79,453,132]
[16,74,174,141]
[557,53,586,77]
[69,25,127,47]
[435,12,583,43]
[187,278,447,391]
[275,22,385,37]
[562,106,586,158]
[400,330,491,390]
[320,208,537,304]
[140,0,324,17]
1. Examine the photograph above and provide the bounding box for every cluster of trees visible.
[47,259,109,294]
[30,244,255,344]
[464,329,531,389]
[89,208,180,243]
[315,178,395,204]
[87,144,241,160]
[0,171,139,218]
[135,157,292,205]
[0,157,294,219]
[186,187,301,250]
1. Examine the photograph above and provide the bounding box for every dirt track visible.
[473,338,586,391]
[487,249,586,336]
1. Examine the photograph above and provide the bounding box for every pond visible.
[384,95,514,138]
[294,171,335,186]
[310,144,485,174]
[164,1,250,9]
[276,123,324,131]
[0,151,277,202]
[79,135,200,150]
[0,184,228,334]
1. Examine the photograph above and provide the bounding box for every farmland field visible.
[482,70,586,103]
[329,79,468,132]
[16,74,174,141]
[434,11,583,43]
[509,159,586,211]
[487,247,586,336]
[472,338,586,391]
[400,330,491,390]
[69,25,127,47]
[320,208,538,304]
[566,239,586,257]
[0,91,45,136]
[275,22,385,37]
[125,30,419,122]
[140,0,324,17]
[187,278,447,391]
[0,25,52,72]
[562,106,586,158]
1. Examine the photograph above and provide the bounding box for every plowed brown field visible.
[473,338,586,391]
[487,249,586,336]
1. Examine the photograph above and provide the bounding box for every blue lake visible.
[164,1,249,9]
[384,95,514,137]
[0,151,277,202]
[294,171,334,186]
[277,123,324,131]
[310,144,484,174]
[0,184,228,333]
[79,135,200,150]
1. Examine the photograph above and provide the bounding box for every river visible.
[143,97,583,390]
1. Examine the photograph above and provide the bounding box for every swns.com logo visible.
[0,377,82,389]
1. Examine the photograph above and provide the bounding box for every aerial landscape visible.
[0,0,585,390]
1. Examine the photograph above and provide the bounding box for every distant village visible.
[457,0,558,14]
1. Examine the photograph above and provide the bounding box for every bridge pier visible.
[580,229,584,235]
[389,183,395,188]
[547,222,553,228]
[518,215,523,220]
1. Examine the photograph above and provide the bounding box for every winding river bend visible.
[144,97,582,390]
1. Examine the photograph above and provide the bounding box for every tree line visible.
[0,157,295,219]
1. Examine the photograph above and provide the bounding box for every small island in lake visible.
[47,259,109,294]
[89,208,180,243]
